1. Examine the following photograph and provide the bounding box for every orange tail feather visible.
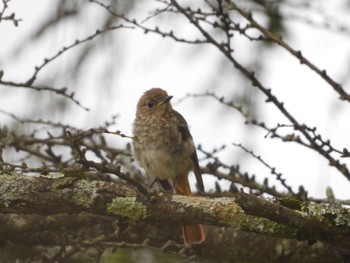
[182,224,205,245]
[175,176,205,245]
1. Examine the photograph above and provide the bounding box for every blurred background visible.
[1,0,350,200]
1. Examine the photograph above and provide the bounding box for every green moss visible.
[245,215,298,238]
[63,170,84,179]
[0,174,26,207]
[211,197,246,227]
[50,178,99,208]
[49,177,76,189]
[107,197,147,223]
[280,196,302,210]
[302,202,350,227]
[70,180,99,208]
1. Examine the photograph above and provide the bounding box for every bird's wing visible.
[174,111,205,194]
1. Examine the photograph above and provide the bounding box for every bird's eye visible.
[146,101,154,108]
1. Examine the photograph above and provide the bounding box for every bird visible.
[132,88,205,245]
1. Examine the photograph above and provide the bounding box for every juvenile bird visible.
[133,88,205,245]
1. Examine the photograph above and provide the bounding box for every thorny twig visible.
[3,1,350,261]
[93,0,350,181]
[198,145,290,198]
[93,0,350,194]
[232,142,295,195]
[0,24,133,111]
[228,1,350,101]
[0,112,148,194]
[23,24,133,87]
[186,91,348,180]
[0,0,22,26]
[169,1,350,182]
[91,0,210,45]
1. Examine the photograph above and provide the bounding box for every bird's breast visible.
[133,115,193,179]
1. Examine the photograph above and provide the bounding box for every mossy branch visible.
[1,174,350,250]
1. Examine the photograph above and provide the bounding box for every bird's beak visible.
[158,95,173,105]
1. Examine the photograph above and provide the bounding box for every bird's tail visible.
[175,176,205,245]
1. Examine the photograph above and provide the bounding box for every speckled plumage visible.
[133,88,204,192]
[132,88,205,244]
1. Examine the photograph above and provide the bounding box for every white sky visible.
[1,0,350,199]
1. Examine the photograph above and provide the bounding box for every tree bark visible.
[0,174,349,261]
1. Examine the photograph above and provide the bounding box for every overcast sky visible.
[1,0,350,199]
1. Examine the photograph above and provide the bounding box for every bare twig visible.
[232,142,295,195]
[229,1,350,102]
[0,24,133,111]
[0,0,22,26]
[91,0,209,45]
[24,24,132,86]
[0,81,90,111]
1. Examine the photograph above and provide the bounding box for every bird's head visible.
[136,88,173,117]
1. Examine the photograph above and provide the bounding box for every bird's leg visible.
[149,178,173,192]
[149,178,158,189]
[173,176,179,191]
[158,178,174,192]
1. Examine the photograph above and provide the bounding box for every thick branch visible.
[1,174,350,250]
